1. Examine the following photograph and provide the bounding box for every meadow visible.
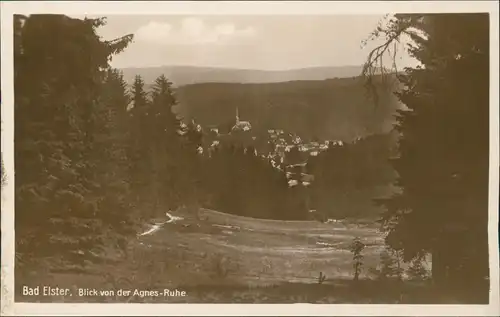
[16,208,449,304]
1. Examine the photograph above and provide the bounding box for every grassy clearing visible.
[16,208,472,304]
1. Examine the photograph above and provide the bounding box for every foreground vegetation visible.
[17,208,485,304]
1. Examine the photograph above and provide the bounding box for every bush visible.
[209,253,239,280]
[406,255,430,281]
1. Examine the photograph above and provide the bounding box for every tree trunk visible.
[431,244,448,288]
[354,265,360,281]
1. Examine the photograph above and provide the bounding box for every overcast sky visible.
[88,15,415,70]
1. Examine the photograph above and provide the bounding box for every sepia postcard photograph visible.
[1,1,499,316]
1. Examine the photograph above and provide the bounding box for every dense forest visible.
[11,12,491,304]
[14,15,196,267]
[173,77,400,142]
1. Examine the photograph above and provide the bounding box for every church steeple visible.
[231,106,252,133]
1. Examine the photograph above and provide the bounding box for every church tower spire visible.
[236,107,240,124]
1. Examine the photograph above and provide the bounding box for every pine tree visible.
[94,69,136,243]
[349,237,366,281]
[127,74,151,210]
[14,14,133,266]
[146,74,187,212]
[130,75,148,110]
[365,14,489,292]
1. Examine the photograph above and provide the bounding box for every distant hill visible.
[120,65,366,87]
[174,75,401,142]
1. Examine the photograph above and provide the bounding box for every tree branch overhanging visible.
[361,15,425,106]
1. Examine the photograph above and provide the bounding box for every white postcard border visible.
[1,1,498,316]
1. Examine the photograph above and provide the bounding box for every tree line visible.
[14,15,205,268]
[174,76,399,142]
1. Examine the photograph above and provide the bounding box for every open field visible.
[16,208,459,304]
[137,209,386,284]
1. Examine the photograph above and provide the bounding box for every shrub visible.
[406,255,430,281]
[209,253,239,280]
[372,247,404,281]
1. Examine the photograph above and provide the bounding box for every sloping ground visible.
[16,209,448,304]
[136,209,386,285]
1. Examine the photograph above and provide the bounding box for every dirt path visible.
[136,209,386,285]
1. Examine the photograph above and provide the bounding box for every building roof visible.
[231,121,252,132]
